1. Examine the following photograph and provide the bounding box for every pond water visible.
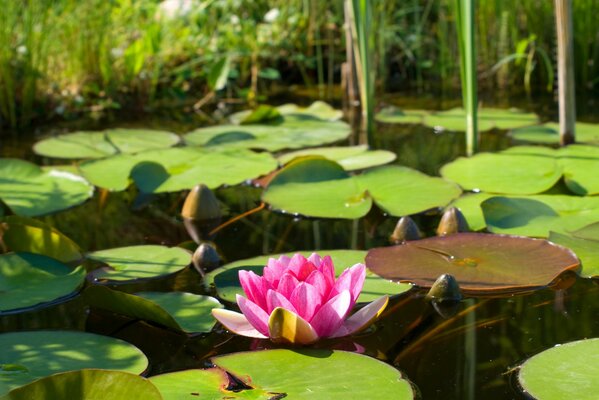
[1,91,598,399]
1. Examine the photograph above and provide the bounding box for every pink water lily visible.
[212,253,388,345]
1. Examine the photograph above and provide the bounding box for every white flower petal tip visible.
[268,307,319,345]
[212,308,267,339]
[331,295,389,338]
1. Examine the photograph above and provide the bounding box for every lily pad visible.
[0,253,86,313]
[0,159,93,216]
[440,152,561,194]
[150,369,234,399]
[87,245,191,281]
[0,216,82,264]
[0,369,162,400]
[482,195,599,237]
[548,232,599,278]
[375,107,428,124]
[366,233,580,295]
[184,115,351,152]
[511,122,599,144]
[278,145,396,171]
[85,286,222,333]
[0,330,148,395]
[79,147,277,192]
[210,349,415,399]
[423,107,539,132]
[33,129,180,159]
[558,145,599,195]
[205,250,412,304]
[277,101,343,121]
[518,338,599,400]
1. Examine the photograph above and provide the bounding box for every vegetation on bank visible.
[1,0,598,129]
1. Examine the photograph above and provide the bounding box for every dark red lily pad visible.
[366,233,580,295]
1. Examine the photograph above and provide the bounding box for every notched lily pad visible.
[366,233,580,295]
[423,107,539,132]
[375,107,428,125]
[518,338,599,400]
[87,245,191,281]
[278,145,397,171]
[0,159,93,216]
[205,250,412,304]
[0,253,86,313]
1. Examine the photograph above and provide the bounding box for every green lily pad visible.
[558,145,599,195]
[0,369,162,400]
[150,369,235,399]
[571,221,599,240]
[0,253,86,313]
[0,159,93,216]
[511,122,599,144]
[447,192,496,231]
[0,331,148,395]
[206,250,412,304]
[210,349,415,399]
[440,152,562,194]
[33,129,180,159]
[87,245,191,281]
[0,216,82,264]
[482,195,599,237]
[263,158,461,219]
[366,233,580,295]
[518,338,599,400]
[423,107,539,132]
[184,116,351,152]
[549,232,599,278]
[278,145,397,171]
[231,104,283,125]
[79,147,277,192]
[84,286,222,333]
[277,101,343,121]
[375,107,428,124]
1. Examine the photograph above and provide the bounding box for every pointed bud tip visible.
[181,184,221,221]
[436,207,470,236]
[390,216,421,244]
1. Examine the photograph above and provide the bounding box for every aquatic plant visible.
[212,253,388,344]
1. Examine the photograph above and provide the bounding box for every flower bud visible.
[192,242,220,275]
[390,216,421,244]
[436,207,470,236]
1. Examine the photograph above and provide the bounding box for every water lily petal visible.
[239,270,267,310]
[268,307,319,345]
[319,255,336,286]
[330,295,389,338]
[290,282,322,321]
[310,290,351,337]
[287,253,309,278]
[264,255,290,286]
[305,269,330,299]
[266,289,298,314]
[237,295,270,336]
[212,308,267,339]
[333,263,366,306]
[277,273,299,299]
[308,253,322,267]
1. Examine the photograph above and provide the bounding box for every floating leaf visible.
[549,232,599,278]
[440,153,561,194]
[33,129,180,159]
[375,107,428,124]
[0,216,82,264]
[558,145,599,195]
[211,350,415,399]
[184,116,351,152]
[0,253,85,313]
[0,331,148,395]
[276,101,343,121]
[0,369,162,400]
[278,145,396,171]
[84,286,222,333]
[423,107,539,132]
[87,245,191,281]
[482,195,599,237]
[518,338,599,400]
[150,369,235,399]
[206,250,412,304]
[366,233,580,295]
[511,122,599,144]
[0,159,93,216]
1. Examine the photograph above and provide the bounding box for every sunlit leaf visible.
[278,145,396,171]
[511,122,599,144]
[423,107,539,132]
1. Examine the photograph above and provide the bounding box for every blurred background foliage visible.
[0,0,597,130]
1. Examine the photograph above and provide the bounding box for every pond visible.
[1,91,598,399]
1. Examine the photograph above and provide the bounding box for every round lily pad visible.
[0,331,148,395]
[278,145,397,171]
[33,129,180,159]
[0,253,86,313]
[205,250,412,304]
[440,153,561,194]
[184,116,351,152]
[482,195,599,237]
[0,159,93,216]
[211,349,415,399]
[84,286,222,333]
[150,369,232,399]
[0,369,162,400]
[375,107,428,124]
[518,338,599,400]
[511,122,599,144]
[87,245,191,281]
[549,231,599,278]
[423,107,539,132]
[277,101,343,121]
[366,233,580,295]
